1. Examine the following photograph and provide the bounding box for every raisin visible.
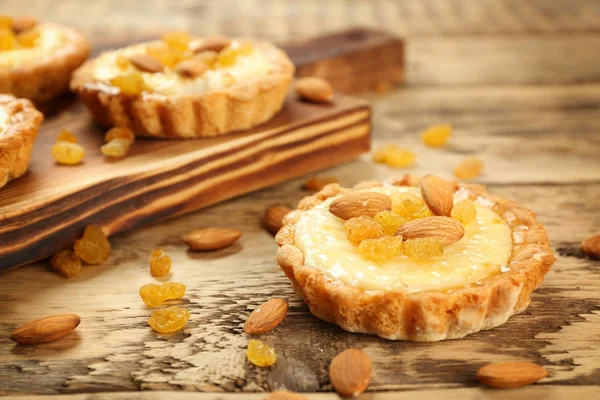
[16,28,40,48]
[149,248,172,277]
[56,129,77,143]
[391,193,432,220]
[372,145,416,168]
[374,210,407,236]
[421,124,452,147]
[110,71,146,95]
[452,200,477,225]
[101,138,132,158]
[454,157,484,180]
[247,339,276,367]
[161,31,192,52]
[50,250,82,278]
[358,236,403,261]
[105,127,135,142]
[51,142,85,165]
[115,55,131,70]
[216,42,254,67]
[73,225,111,265]
[0,16,12,30]
[148,306,190,333]
[139,282,186,307]
[0,28,16,51]
[403,238,444,262]
[344,216,385,246]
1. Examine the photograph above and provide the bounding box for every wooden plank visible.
[0,94,370,271]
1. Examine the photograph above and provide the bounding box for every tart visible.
[0,16,90,102]
[0,94,43,188]
[70,34,295,138]
[275,175,555,341]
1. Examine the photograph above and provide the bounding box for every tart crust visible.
[0,94,43,188]
[70,40,295,139]
[275,176,555,341]
[0,23,90,103]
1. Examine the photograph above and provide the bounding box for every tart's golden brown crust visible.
[0,23,90,103]
[275,176,555,341]
[70,40,295,139]
[0,95,43,188]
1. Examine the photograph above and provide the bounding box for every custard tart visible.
[71,33,295,138]
[0,16,90,102]
[276,175,555,341]
[0,94,43,188]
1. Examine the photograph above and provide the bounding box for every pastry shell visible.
[275,176,556,341]
[0,94,43,188]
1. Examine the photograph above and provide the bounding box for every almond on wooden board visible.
[420,174,454,217]
[581,234,600,259]
[395,216,464,244]
[329,192,392,220]
[127,54,164,73]
[476,361,548,389]
[265,391,308,400]
[329,348,372,397]
[294,77,334,103]
[264,205,292,234]
[244,298,289,335]
[182,228,242,251]
[9,314,80,345]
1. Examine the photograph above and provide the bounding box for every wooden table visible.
[1,1,600,398]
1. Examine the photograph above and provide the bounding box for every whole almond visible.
[265,391,308,400]
[183,228,242,251]
[264,205,292,234]
[396,216,465,244]
[10,314,80,345]
[12,16,38,34]
[581,234,600,259]
[304,176,339,192]
[329,192,391,220]
[477,361,548,389]
[421,174,454,217]
[244,298,288,335]
[189,35,231,53]
[175,59,209,79]
[329,348,372,397]
[295,77,334,103]
[127,54,164,73]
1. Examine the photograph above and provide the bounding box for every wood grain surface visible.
[1,0,600,399]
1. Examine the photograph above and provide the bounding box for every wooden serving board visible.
[0,94,370,270]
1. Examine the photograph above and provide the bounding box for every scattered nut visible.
[294,77,334,103]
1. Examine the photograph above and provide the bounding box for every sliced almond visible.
[10,314,80,345]
[264,205,292,235]
[295,77,334,103]
[243,298,288,335]
[127,54,164,73]
[581,234,600,259]
[182,228,242,251]
[329,348,372,397]
[477,361,548,389]
[175,59,209,79]
[395,216,464,244]
[265,391,308,400]
[189,35,231,53]
[421,174,454,217]
[12,16,38,34]
[329,192,391,220]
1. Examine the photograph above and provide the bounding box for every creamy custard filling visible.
[0,26,66,67]
[294,185,513,293]
[91,40,275,95]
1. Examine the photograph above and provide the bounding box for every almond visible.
[189,35,231,53]
[304,176,339,192]
[581,234,600,259]
[175,59,209,79]
[244,298,288,335]
[420,174,454,217]
[264,206,291,234]
[182,228,242,251]
[329,192,391,220]
[127,54,164,73]
[395,216,465,244]
[12,16,38,34]
[294,77,334,103]
[329,348,372,397]
[10,314,80,345]
[477,361,548,389]
[265,392,308,400]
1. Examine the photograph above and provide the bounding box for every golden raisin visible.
[216,42,253,67]
[0,16,12,30]
[372,145,416,168]
[454,157,484,180]
[374,210,407,235]
[50,250,82,278]
[421,124,452,147]
[403,238,444,262]
[0,28,17,51]
[452,200,477,225]
[149,248,171,277]
[51,142,85,165]
[344,216,385,246]
[101,138,132,158]
[16,28,40,48]
[73,225,111,264]
[139,282,186,307]
[161,31,192,52]
[110,70,146,95]
[148,306,190,333]
[391,193,432,220]
[358,236,403,261]
[247,339,276,367]
[115,55,131,70]
[56,129,77,143]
